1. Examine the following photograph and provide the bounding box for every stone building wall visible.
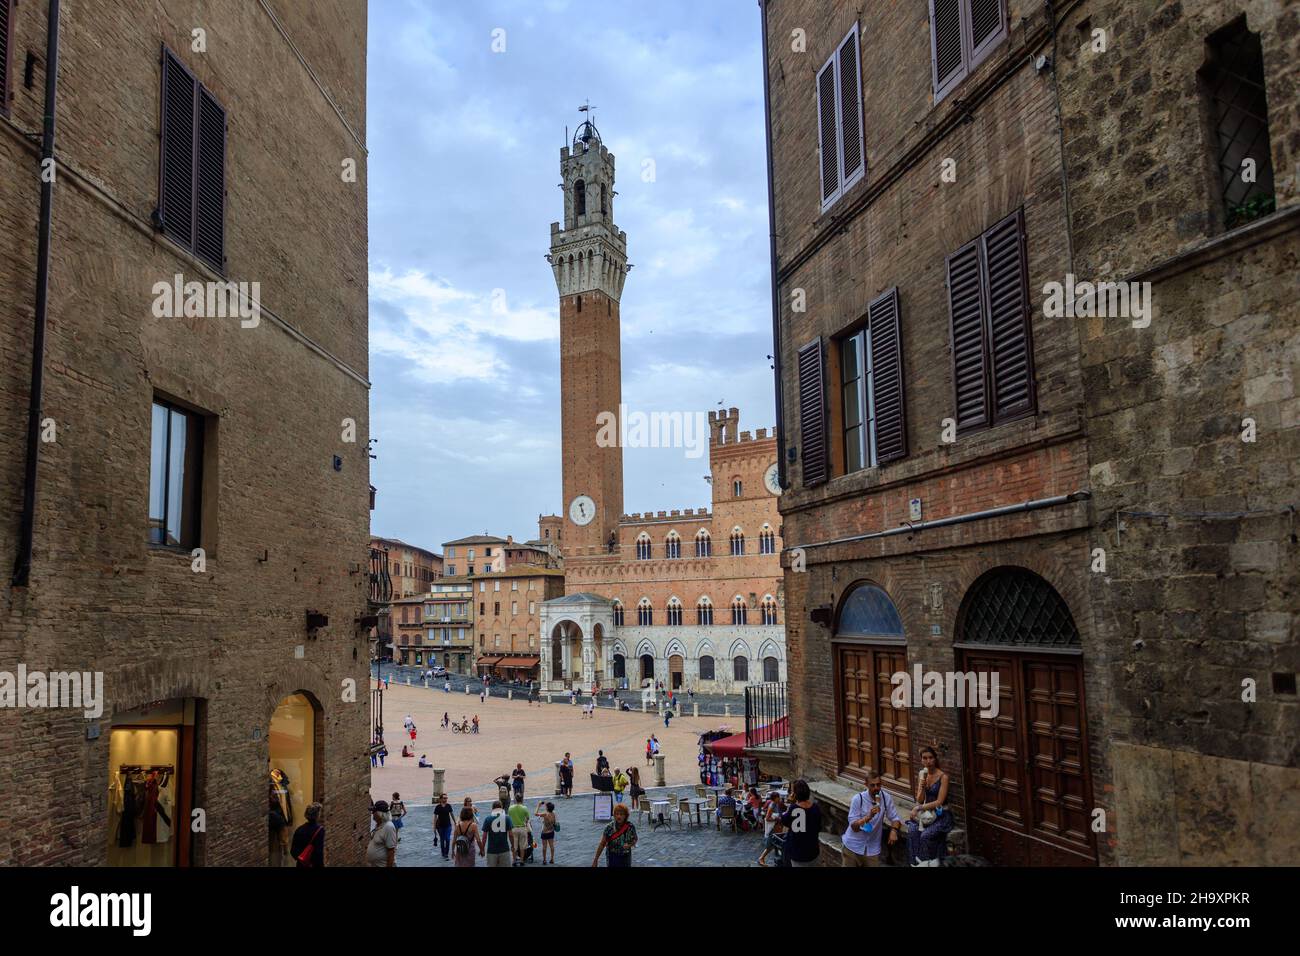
[0,0,370,866]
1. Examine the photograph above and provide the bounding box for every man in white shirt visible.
[366,801,398,867]
[841,772,901,867]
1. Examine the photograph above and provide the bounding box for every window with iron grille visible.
[1199,17,1275,231]
[158,47,226,273]
[699,655,715,680]
[956,567,1080,648]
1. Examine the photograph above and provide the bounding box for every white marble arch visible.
[728,638,752,659]
[757,638,783,661]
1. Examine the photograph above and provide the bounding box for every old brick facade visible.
[764,0,1297,865]
[0,0,371,865]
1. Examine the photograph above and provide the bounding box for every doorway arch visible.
[640,654,655,682]
[956,567,1096,866]
[268,691,322,867]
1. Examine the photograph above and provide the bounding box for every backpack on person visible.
[453,825,472,859]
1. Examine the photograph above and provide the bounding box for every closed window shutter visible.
[930,0,965,98]
[868,288,907,464]
[946,240,989,431]
[983,209,1034,421]
[195,88,226,272]
[816,61,838,204]
[838,30,864,186]
[160,49,197,249]
[970,0,1005,62]
[797,338,829,487]
[1,0,13,117]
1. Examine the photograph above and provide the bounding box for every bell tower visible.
[549,113,628,557]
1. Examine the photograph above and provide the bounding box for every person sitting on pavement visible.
[418,754,432,767]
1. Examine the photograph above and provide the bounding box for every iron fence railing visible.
[745,682,789,750]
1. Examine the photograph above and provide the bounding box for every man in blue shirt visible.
[841,771,901,867]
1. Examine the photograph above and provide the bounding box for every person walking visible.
[480,686,486,704]
[442,711,450,730]
[663,708,673,729]
[366,800,398,868]
[756,793,786,866]
[290,802,325,868]
[645,738,653,767]
[906,746,952,867]
[591,803,638,867]
[511,763,527,801]
[462,796,479,825]
[778,779,822,867]
[560,753,574,798]
[842,771,902,867]
[451,806,479,867]
[433,794,455,861]
[612,767,629,804]
[508,794,532,866]
[390,791,407,843]
[536,801,558,864]
[472,715,480,734]
[595,750,609,775]
[480,800,513,868]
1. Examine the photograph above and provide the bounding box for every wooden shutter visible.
[159,48,197,249]
[930,0,965,100]
[969,0,1006,66]
[816,60,838,205]
[1,0,13,117]
[983,209,1034,421]
[797,338,829,487]
[868,288,907,464]
[946,239,989,431]
[194,87,226,272]
[837,29,864,187]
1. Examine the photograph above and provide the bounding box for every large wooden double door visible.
[958,648,1097,866]
[835,643,911,791]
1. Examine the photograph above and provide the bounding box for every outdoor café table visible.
[685,798,708,827]
[651,799,672,830]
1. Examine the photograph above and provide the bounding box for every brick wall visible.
[0,0,370,865]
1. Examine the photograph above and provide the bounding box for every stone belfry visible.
[549,113,629,558]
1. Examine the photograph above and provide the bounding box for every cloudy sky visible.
[367,0,775,552]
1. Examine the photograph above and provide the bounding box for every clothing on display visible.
[111,766,174,849]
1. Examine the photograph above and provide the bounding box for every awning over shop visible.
[496,656,540,668]
[476,655,505,671]
[704,716,789,757]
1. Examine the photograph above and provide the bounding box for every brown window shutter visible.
[1,0,13,117]
[946,239,989,431]
[816,60,838,204]
[930,0,965,100]
[159,48,197,249]
[868,288,907,464]
[983,209,1034,422]
[194,87,226,273]
[838,30,864,185]
[797,337,829,487]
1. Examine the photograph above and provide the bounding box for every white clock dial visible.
[569,494,597,526]
[763,463,782,496]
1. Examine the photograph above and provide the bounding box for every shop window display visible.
[105,699,198,867]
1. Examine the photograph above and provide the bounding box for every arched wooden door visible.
[640,654,655,682]
[957,568,1097,866]
[669,655,684,689]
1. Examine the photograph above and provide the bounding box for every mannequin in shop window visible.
[268,769,293,866]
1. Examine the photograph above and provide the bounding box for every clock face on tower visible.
[763,463,781,496]
[569,494,597,526]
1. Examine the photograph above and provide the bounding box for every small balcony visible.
[368,547,393,606]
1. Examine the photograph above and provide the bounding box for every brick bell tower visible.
[549,112,628,557]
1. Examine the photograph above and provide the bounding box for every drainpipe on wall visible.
[12,0,61,588]
[757,0,787,491]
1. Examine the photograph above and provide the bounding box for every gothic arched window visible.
[665,532,681,559]
[637,598,653,626]
[612,600,625,627]
[574,179,587,216]
[761,595,778,625]
[699,655,715,680]
[636,534,652,561]
[601,183,608,215]
[695,530,712,557]
[730,528,745,556]
[667,597,683,626]
[731,596,748,626]
[697,596,714,626]
[759,526,776,555]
